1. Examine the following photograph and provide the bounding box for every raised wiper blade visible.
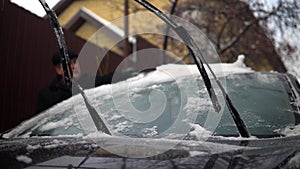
[39,0,111,135]
[134,0,250,137]
[135,0,221,113]
[39,0,72,87]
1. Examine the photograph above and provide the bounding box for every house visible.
[0,1,127,132]
[53,0,177,71]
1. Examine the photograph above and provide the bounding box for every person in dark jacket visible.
[36,51,117,113]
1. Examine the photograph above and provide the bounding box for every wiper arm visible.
[135,0,220,113]
[134,0,250,137]
[39,0,111,135]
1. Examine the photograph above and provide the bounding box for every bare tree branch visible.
[216,17,233,52]
[219,20,254,54]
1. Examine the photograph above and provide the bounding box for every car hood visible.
[1,135,300,169]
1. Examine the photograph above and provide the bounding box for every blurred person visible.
[36,51,114,113]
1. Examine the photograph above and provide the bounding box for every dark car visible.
[1,58,300,168]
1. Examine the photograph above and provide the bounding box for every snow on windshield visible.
[5,55,298,139]
[77,55,252,138]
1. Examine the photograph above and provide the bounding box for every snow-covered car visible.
[1,56,300,168]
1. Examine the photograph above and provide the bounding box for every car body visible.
[1,59,300,168]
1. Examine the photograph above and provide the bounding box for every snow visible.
[16,155,32,164]
[113,121,132,133]
[30,133,84,139]
[3,55,287,142]
[294,100,300,107]
[26,144,42,151]
[276,125,300,137]
[84,131,111,139]
[44,139,68,149]
[89,54,252,97]
[188,123,212,140]
[189,151,206,157]
[141,126,158,137]
[180,139,254,154]
[44,144,59,149]
[134,54,252,86]
[39,117,74,131]
[4,56,253,139]
[233,55,247,68]
[89,55,250,97]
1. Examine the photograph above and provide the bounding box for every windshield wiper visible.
[39,0,111,135]
[134,0,250,137]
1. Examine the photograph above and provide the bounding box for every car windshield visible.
[215,73,297,137]
[5,65,299,139]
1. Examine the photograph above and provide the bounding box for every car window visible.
[213,73,297,137]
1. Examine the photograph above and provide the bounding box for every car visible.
[1,55,300,168]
